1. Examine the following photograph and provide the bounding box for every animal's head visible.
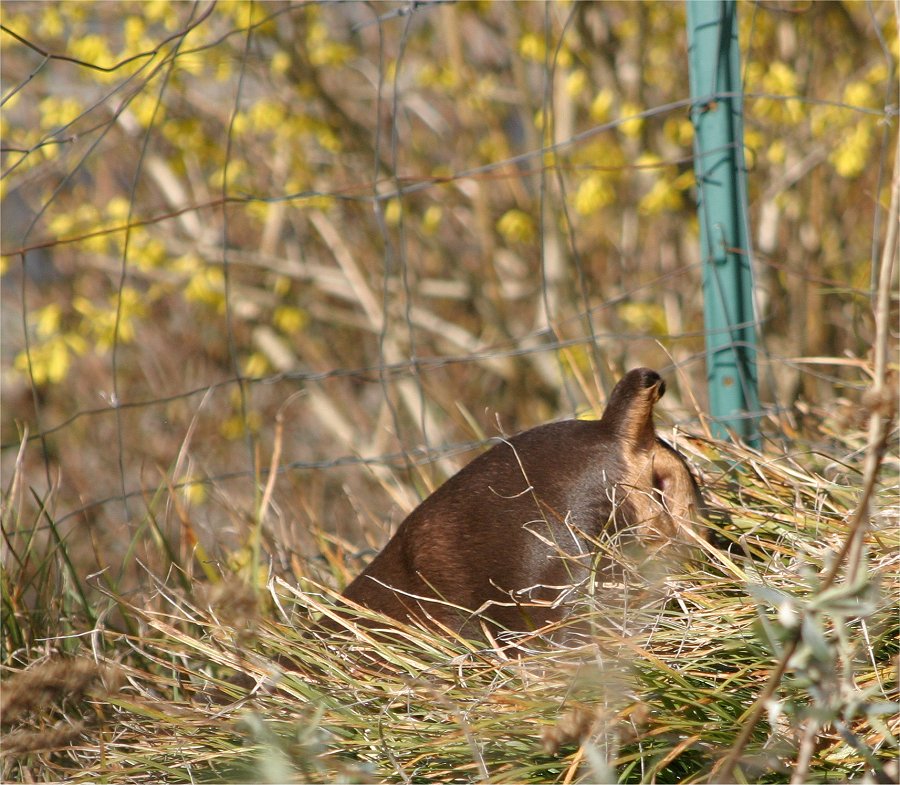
[604,369,706,553]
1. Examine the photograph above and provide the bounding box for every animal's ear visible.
[651,439,703,526]
[602,368,666,447]
[606,368,665,407]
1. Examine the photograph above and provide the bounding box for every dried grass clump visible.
[2,719,87,756]
[2,362,898,784]
[1,658,119,727]
[3,413,897,784]
[1,657,122,763]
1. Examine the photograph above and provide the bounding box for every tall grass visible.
[2,404,897,784]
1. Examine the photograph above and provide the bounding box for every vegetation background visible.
[1,1,897,783]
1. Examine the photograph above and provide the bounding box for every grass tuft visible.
[2,413,898,783]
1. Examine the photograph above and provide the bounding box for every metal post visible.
[686,0,761,446]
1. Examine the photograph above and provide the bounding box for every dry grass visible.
[2,406,897,784]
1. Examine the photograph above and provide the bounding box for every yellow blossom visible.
[830,122,872,179]
[767,139,786,166]
[518,32,546,63]
[384,198,402,227]
[38,5,64,38]
[638,178,682,215]
[842,81,875,109]
[422,205,442,235]
[243,352,270,378]
[273,306,308,335]
[271,51,291,76]
[618,102,644,138]
[574,174,614,215]
[565,69,587,98]
[590,89,614,123]
[39,96,82,129]
[497,209,535,244]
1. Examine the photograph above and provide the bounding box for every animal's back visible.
[339,368,704,635]
[342,419,632,631]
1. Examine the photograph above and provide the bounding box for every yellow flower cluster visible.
[497,209,536,244]
[73,288,147,352]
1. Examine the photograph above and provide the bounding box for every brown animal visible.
[339,368,703,637]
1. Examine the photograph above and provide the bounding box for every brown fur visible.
[338,368,703,636]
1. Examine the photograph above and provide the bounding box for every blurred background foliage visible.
[1,1,897,587]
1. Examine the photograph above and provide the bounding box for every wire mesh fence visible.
[1,0,896,588]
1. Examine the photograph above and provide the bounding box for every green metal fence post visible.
[686,0,761,446]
